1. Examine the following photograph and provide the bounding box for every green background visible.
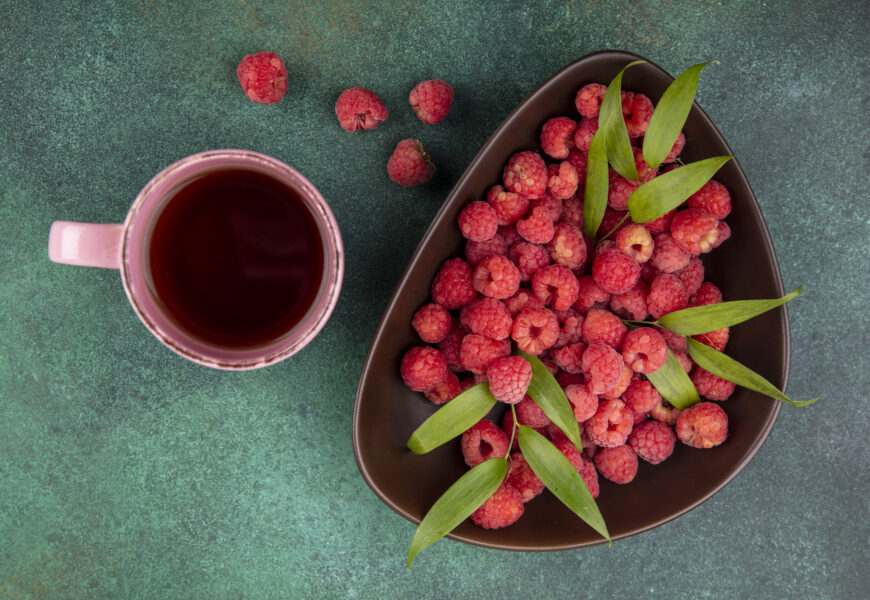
[1,1,867,598]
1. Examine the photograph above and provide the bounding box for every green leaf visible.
[517,350,582,452]
[582,128,609,239]
[656,287,801,336]
[626,155,733,223]
[407,457,507,567]
[646,349,701,410]
[407,383,497,454]
[642,61,717,169]
[517,426,610,541]
[687,339,819,407]
[600,60,645,180]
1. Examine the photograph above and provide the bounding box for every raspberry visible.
[516,207,555,244]
[594,445,638,484]
[431,258,477,309]
[628,420,676,464]
[506,452,545,502]
[674,350,694,374]
[599,208,630,239]
[438,320,465,371]
[573,117,599,154]
[585,398,634,448]
[581,344,624,395]
[621,327,668,374]
[516,394,551,428]
[623,93,654,138]
[486,185,530,226]
[465,233,508,266]
[552,308,585,348]
[334,86,388,131]
[610,280,649,321]
[620,91,636,115]
[690,281,723,307]
[409,79,453,124]
[607,169,640,211]
[616,223,654,263]
[582,309,627,349]
[400,346,448,392]
[693,327,730,352]
[712,220,731,249]
[601,363,633,400]
[575,83,607,118]
[665,131,686,163]
[670,208,721,254]
[546,221,587,270]
[676,402,728,448]
[566,149,588,185]
[553,437,600,499]
[565,383,598,422]
[461,419,510,467]
[236,52,288,104]
[592,248,641,295]
[591,240,616,263]
[511,307,559,355]
[647,273,688,319]
[573,275,611,314]
[650,397,682,426]
[688,180,732,219]
[470,481,524,529]
[460,334,511,375]
[642,209,676,235]
[560,195,584,228]
[547,162,579,200]
[458,201,498,242]
[640,261,658,285]
[487,356,532,404]
[505,289,546,317]
[459,297,512,340]
[473,255,520,299]
[649,232,691,273]
[691,367,736,401]
[530,193,564,222]
[657,326,688,353]
[622,379,661,413]
[424,371,461,405]
[387,139,435,186]
[676,256,705,297]
[540,117,577,159]
[411,303,452,343]
[578,456,600,498]
[532,264,580,311]
[509,241,551,281]
[550,342,586,374]
[503,151,548,199]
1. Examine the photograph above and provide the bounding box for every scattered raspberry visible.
[400,346,448,392]
[461,419,509,467]
[510,241,551,281]
[530,193,564,222]
[574,275,611,314]
[546,222,587,270]
[458,201,498,242]
[438,319,465,371]
[690,281,723,307]
[676,402,728,448]
[688,180,732,219]
[550,342,586,374]
[511,307,559,355]
[505,289,546,317]
[547,162,579,199]
[664,131,686,163]
[616,223,654,263]
[601,363,633,400]
[473,255,520,299]
[581,343,624,395]
[411,303,451,343]
[629,420,675,464]
[506,452,545,502]
[599,208,630,239]
[532,264,580,311]
[465,234,508,266]
[575,83,607,118]
[594,444,638,484]
[334,86,387,131]
[387,139,435,186]
[647,273,688,319]
[560,195,584,228]
[431,258,477,309]
[236,52,288,104]
[516,394,551,428]
[487,356,532,404]
[671,208,720,254]
[691,367,736,401]
[650,397,682,426]
[565,383,598,422]
[582,309,628,349]
[676,256,705,297]
[621,327,668,374]
[610,280,649,321]
[459,334,511,375]
[470,481,525,529]
[552,308,585,348]
[409,79,454,124]
[622,379,661,414]
[540,117,577,159]
[424,371,461,405]
[623,93,654,138]
[585,398,635,448]
[487,185,530,226]
[516,206,555,244]
[573,117,599,154]
[693,327,730,352]
[460,297,512,340]
[649,232,691,273]
[592,248,641,295]
[503,151,548,199]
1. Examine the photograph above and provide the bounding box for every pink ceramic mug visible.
[48,150,344,370]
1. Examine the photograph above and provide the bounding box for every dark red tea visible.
[148,168,324,347]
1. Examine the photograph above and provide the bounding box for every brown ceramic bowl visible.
[353,50,788,551]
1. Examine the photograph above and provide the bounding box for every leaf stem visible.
[505,404,518,459]
[621,319,657,327]
[595,212,630,245]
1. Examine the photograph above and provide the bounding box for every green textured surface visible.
[1,1,867,598]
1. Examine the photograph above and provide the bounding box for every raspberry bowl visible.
[353,50,788,551]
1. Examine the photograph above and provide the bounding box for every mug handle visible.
[48,221,124,269]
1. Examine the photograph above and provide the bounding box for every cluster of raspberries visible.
[401,81,737,530]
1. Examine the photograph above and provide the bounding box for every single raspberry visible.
[594,445,638,484]
[606,170,639,212]
[532,264,580,311]
[516,206,555,244]
[466,233,508,266]
[621,327,668,374]
[693,327,730,352]
[503,151,548,199]
[688,180,732,219]
[458,201,498,242]
[599,208,630,239]
[387,139,435,186]
[431,258,477,309]
[540,117,577,159]
[470,481,524,529]
[657,326,688,353]
[670,208,721,254]
[582,309,628,349]
[664,131,686,163]
[676,402,728,448]
[649,232,691,273]
[530,193,564,222]
[575,83,607,118]
[334,86,387,130]
[411,303,451,343]
[486,185,530,226]
[642,209,676,235]
[553,308,585,348]
[437,320,465,371]
[592,248,641,295]
[511,307,559,355]
[400,346,448,392]
[622,379,661,413]
[461,419,510,467]
[690,281,723,307]
[573,275,611,314]
[616,223,654,263]
[610,280,649,321]
[623,93,654,138]
[409,79,453,124]
[506,452,545,502]
[581,344,624,395]
[424,371,461,405]
[573,117,599,154]
[675,256,705,297]
[712,220,731,249]
[473,255,520,299]
[647,273,688,319]
[546,221,587,270]
[459,297,512,340]
[460,334,510,375]
[236,52,288,104]
[550,342,586,374]
[601,363,633,400]
[566,149,588,185]
[585,398,634,448]
[628,420,676,464]
[650,397,682,426]
[487,356,532,404]
[516,394,551,428]
[565,383,599,423]
[505,289,546,317]
[674,349,694,374]
[509,241,551,281]
[547,162,579,200]
[499,223,522,247]
[691,367,736,401]
[560,195,584,228]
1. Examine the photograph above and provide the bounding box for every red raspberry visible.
[516,394,551,428]
[506,452,545,502]
[621,327,668,374]
[470,482,524,529]
[674,349,694,374]
[553,308,585,348]
[550,342,586,374]
[650,397,682,425]
[487,356,532,404]
[676,402,728,448]
[487,185,530,226]
[566,149,588,185]
[530,193,564,222]
[594,444,638,484]
[424,371,461,405]
[565,383,598,422]
[503,151,548,199]
[585,398,634,447]
[591,240,616,263]
[688,180,732,219]
[620,91,636,115]
[461,419,510,467]
[511,307,559,355]
[713,220,731,249]
[460,297,512,340]
[657,326,688,353]
[540,117,577,159]
[581,344,624,395]
[437,320,465,371]
[650,232,691,273]
[610,280,649,321]
[460,334,510,375]
[505,289,546,317]
[601,363,633,400]
[431,258,477,309]
[509,241,551,281]
[409,79,453,124]
[693,327,730,352]
[458,201,498,242]
[532,264,580,311]
[690,281,723,307]
[575,83,607,118]
[623,93,654,138]
[236,52,288,104]
[473,255,520,299]
[599,208,630,239]
[691,367,736,401]
[546,222,587,270]
[616,223,654,263]
[400,346,448,392]
[670,208,721,254]
[411,303,451,343]
[647,273,688,319]
[676,256,705,297]
[466,233,508,267]
[334,86,388,130]
[387,139,435,186]
[607,169,639,211]
[642,209,676,235]
[574,275,611,314]
[573,117,599,154]
[516,206,555,244]
[547,162,579,200]
[592,248,641,295]
[578,456,600,498]
[553,437,600,499]
[664,131,686,163]
[582,309,627,349]
[628,420,675,464]
[560,195,584,228]
[622,379,661,413]
[498,223,522,247]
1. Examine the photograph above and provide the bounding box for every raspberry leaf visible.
[600,60,645,180]
[646,349,701,410]
[583,128,608,239]
[407,457,507,567]
[517,425,610,542]
[656,287,801,335]
[626,155,733,223]
[517,350,583,452]
[407,383,497,454]
[687,339,819,407]
[642,60,717,169]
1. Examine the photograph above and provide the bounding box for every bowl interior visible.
[353,50,787,550]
